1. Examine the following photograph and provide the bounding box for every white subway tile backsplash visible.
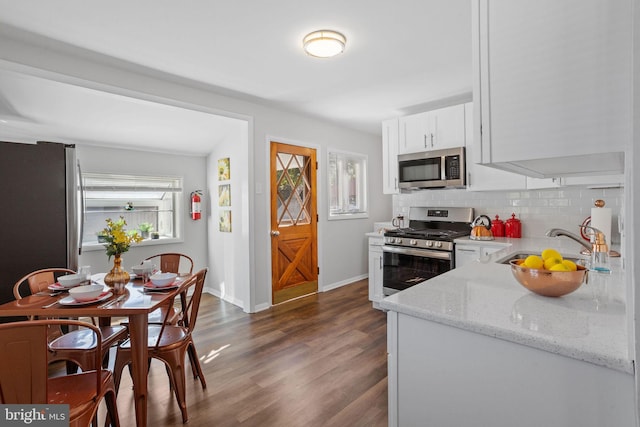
[393,187,623,244]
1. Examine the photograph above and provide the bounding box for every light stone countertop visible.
[379,236,632,374]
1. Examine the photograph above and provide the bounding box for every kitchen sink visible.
[496,251,585,265]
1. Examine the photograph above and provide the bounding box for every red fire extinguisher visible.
[190,190,202,220]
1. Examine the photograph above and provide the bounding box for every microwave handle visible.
[441,155,446,180]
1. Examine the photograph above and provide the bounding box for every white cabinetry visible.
[387,311,635,427]
[368,235,384,309]
[398,105,465,155]
[382,118,399,194]
[455,242,504,268]
[472,0,630,178]
[464,103,527,191]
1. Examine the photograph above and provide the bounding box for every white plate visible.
[143,283,179,292]
[58,291,112,306]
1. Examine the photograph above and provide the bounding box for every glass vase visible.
[104,253,130,294]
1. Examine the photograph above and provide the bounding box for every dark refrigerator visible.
[0,141,81,313]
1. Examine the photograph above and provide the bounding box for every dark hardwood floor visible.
[108,279,388,426]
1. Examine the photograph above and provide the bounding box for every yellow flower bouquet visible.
[102,217,143,259]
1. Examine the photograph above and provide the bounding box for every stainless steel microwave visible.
[398,147,465,189]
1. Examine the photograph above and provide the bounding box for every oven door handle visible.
[382,245,452,260]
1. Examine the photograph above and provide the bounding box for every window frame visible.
[81,173,185,252]
[327,148,369,221]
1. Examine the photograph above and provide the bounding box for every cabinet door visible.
[399,112,431,154]
[432,104,465,150]
[368,241,384,303]
[480,246,502,258]
[382,118,400,194]
[474,0,631,173]
[455,245,480,268]
[464,103,527,191]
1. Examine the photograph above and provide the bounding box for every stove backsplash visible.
[392,187,624,244]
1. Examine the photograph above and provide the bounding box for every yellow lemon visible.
[550,263,570,271]
[543,257,563,270]
[523,255,544,269]
[562,260,578,271]
[541,248,562,261]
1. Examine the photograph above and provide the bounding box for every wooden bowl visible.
[509,259,588,297]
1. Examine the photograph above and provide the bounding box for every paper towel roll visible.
[591,207,612,244]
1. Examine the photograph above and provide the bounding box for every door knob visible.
[270,230,280,236]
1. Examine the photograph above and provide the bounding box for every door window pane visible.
[276,153,311,227]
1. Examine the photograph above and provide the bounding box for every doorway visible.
[270,141,318,304]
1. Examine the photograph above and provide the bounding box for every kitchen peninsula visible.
[380,238,634,427]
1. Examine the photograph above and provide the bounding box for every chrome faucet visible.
[545,228,592,254]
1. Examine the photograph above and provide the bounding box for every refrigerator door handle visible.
[77,159,85,256]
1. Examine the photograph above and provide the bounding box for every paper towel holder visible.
[591,199,621,257]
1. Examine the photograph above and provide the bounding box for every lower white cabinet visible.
[455,243,503,268]
[387,311,635,427]
[368,235,384,308]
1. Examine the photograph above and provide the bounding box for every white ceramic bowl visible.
[57,273,86,288]
[68,284,104,302]
[149,272,177,287]
[132,265,154,275]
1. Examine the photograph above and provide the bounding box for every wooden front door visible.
[270,141,318,304]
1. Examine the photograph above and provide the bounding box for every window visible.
[328,149,368,220]
[82,173,183,248]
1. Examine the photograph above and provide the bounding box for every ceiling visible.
[0,0,472,155]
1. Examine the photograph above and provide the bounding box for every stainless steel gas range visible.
[382,206,473,296]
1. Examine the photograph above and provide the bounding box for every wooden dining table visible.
[0,273,191,427]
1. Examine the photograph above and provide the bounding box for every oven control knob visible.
[426,241,433,247]
[394,238,402,244]
[436,241,443,248]
[409,239,417,246]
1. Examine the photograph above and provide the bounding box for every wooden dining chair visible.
[113,268,208,423]
[144,253,194,325]
[0,319,120,427]
[13,268,129,372]
[144,252,194,275]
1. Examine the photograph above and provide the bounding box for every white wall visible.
[76,145,208,274]
[0,33,393,312]
[206,120,250,310]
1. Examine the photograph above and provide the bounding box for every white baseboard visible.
[204,287,244,309]
[321,274,367,292]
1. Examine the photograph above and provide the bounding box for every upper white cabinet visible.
[399,104,465,155]
[382,118,400,194]
[464,103,527,191]
[472,0,631,178]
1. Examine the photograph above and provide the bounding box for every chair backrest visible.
[154,268,207,348]
[181,268,207,332]
[0,319,102,404]
[13,268,77,299]
[144,253,194,275]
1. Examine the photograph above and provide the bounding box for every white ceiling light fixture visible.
[303,30,346,58]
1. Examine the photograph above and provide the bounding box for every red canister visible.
[491,215,505,237]
[505,213,522,238]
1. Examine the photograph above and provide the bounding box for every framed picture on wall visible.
[218,184,231,207]
[218,157,230,181]
[219,210,232,232]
